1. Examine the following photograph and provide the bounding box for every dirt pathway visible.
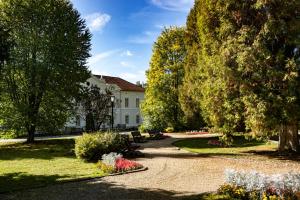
[2,133,300,200]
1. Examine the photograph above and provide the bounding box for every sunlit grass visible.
[173,136,277,155]
[0,139,104,193]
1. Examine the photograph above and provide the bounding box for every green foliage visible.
[180,0,206,130]
[218,184,249,199]
[0,0,91,142]
[75,132,127,162]
[96,161,115,174]
[141,27,187,131]
[78,85,112,132]
[165,127,174,133]
[0,19,11,72]
[0,129,25,139]
[180,0,300,151]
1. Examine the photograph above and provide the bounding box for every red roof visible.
[94,75,145,92]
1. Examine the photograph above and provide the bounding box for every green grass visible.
[173,136,277,156]
[0,139,104,193]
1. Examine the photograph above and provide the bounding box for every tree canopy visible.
[181,0,300,150]
[141,27,186,131]
[0,20,11,72]
[0,0,91,142]
[78,85,112,132]
[143,0,300,152]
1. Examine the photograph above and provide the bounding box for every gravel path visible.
[2,133,300,200]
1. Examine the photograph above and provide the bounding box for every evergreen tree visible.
[141,27,186,131]
[194,0,245,144]
[190,0,300,151]
[180,0,205,130]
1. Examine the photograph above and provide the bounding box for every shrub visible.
[96,161,115,174]
[218,184,248,199]
[75,132,127,162]
[165,127,174,133]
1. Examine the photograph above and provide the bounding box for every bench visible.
[148,130,164,140]
[131,131,146,143]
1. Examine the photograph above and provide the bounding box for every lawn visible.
[173,136,277,156]
[0,139,104,193]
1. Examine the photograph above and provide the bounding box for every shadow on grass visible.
[0,139,75,160]
[243,150,300,162]
[0,172,73,194]
[0,176,228,200]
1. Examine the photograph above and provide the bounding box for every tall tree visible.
[141,27,186,131]
[234,0,300,152]
[192,0,300,151]
[78,85,112,132]
[192,0,245,144]
[0,0,91,142]
[179,0,205,130]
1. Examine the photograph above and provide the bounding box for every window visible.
[125,115,129,124]
[125,98,129,108]
[136,115,140,124]
[76,115,81,127]
[136,98,140,108]
[116,99,121,108]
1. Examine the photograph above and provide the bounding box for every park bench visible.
[148,130,164,140]
[131,131,146,143]
[120,133,143,158]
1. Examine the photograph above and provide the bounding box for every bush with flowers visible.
[217,169,300,200]
[96,152,143,174]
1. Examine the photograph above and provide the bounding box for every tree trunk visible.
[27,125,36,143]
[278,123,299,153]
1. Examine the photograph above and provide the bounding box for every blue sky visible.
[70,0,194,83]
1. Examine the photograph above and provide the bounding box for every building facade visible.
[66,75,145,131]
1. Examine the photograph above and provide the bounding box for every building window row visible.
[124,97,140,108]
[125,114,140,124]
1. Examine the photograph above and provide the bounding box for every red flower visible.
[115,158,143,172]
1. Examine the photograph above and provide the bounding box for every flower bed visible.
[207,139,223,146]
[96,152,144,174]
[217,169,300,199]
[186,131,209,135]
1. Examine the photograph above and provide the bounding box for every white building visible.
[65,74,145,131]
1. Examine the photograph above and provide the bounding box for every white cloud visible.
[121,50,133,57]
[88,50,119,66]
[128,31,159,44]
[119,70,146,83]
[150,0,194,12]
[85,12,111,32]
